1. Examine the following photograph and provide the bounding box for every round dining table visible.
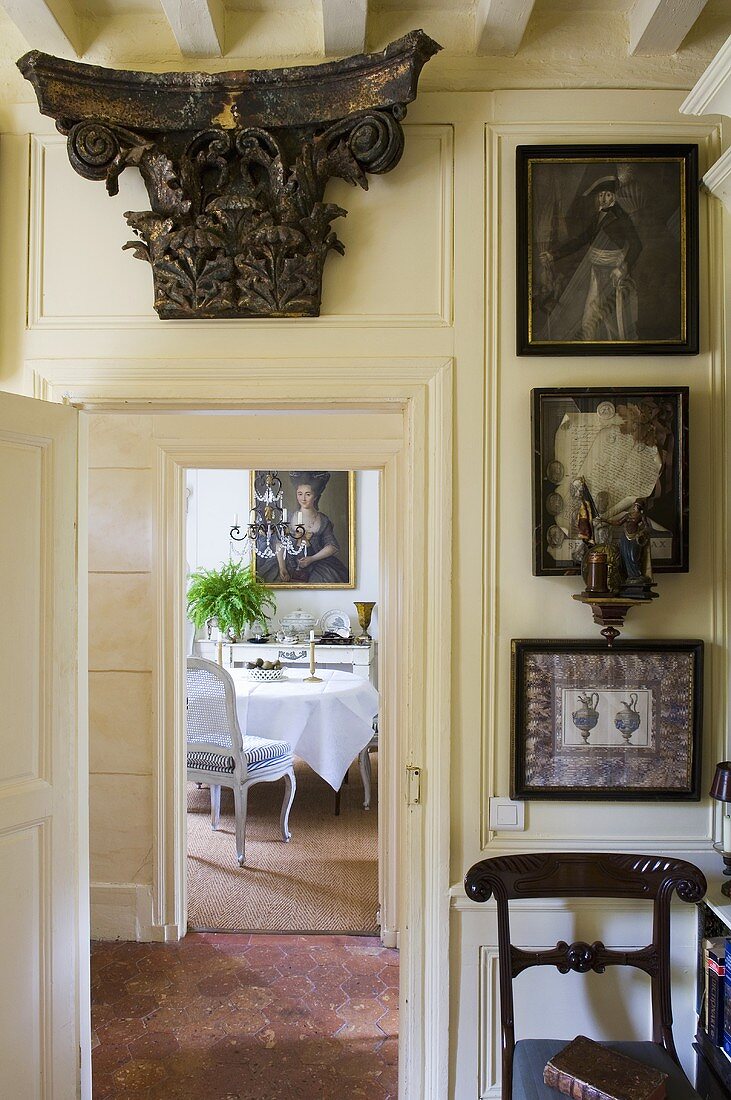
[229,667,379,791]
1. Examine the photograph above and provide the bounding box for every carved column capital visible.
[19,31,440,319]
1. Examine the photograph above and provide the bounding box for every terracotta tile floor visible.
[91,933,398,1099]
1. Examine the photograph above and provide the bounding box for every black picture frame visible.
[516,144,699,355]
[511,639,703,801]
[531,386,689,576]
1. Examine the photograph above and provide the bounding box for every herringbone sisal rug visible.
[186,757,379,934]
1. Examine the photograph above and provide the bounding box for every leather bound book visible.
[543,1036,667,1100]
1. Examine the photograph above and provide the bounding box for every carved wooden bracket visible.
[18,31,441,319]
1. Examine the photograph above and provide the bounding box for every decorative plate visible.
[318,609,352,635]
[247,667,284,681]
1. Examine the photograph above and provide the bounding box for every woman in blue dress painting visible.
[274,472,350,585]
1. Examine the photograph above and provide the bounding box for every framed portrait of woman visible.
[516,144,699,355]
[250,470,356,589]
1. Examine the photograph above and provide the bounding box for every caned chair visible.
[186,657,296,866]
[464,852,706,1100]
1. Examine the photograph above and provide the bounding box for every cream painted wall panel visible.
[482,118,722,852]
[88,412,153,468]
[89,773,153,883]
[88,573,153,671]
[89,672,153,776]
[31,126,453,327]
[88,468,153,572]
[0,826,42,1098]
[0,438,41,785]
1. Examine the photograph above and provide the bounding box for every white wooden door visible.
[0,391,86,1097]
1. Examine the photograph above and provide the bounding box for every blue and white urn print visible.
[571,691,599,743]
[614,692,641,743]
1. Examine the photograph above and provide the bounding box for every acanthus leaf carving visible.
[21,32,441,319]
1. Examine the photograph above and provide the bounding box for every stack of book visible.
[700,936,731,1058]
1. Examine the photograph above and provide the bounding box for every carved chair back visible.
[464,852,706,1096]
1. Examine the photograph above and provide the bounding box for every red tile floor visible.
[91,933,398,1099]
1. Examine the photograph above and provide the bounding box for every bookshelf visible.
[695,886,731,1098]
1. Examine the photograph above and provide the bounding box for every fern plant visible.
[186,559,276,641]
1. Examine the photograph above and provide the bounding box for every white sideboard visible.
[194,639,377,686]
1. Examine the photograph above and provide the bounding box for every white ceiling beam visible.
[0,0,80,58]
[629,0,710,56]
[322,0,367,58]
[476,0,536,56]
[158,0,224,58]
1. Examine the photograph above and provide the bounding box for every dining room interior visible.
[184,465,383,938]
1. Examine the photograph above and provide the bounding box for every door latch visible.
[406,765,421,805]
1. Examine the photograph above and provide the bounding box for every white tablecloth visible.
[230,667,379,791]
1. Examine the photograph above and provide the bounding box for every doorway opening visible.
[70,354,451,1098]
[184,465,383,938]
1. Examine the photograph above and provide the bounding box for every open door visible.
[0,391,89,1097]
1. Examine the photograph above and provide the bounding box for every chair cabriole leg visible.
[359,746,372,809]
[210,784,221,830]
[281,768,296,842]
[233,784,249,866]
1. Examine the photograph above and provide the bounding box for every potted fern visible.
[186,559,276,642]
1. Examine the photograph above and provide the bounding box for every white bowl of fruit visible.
[246,658,284,681]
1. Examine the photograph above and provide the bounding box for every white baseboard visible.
[90,882,157,941]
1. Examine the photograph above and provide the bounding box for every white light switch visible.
[488,797,525,831]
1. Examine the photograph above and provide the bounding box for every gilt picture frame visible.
[516,144,699,355]
[532,386,689,576]
[251,469,356,590]
[511,639,703,801]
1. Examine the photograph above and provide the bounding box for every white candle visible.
[233,512,239,527]
[282,508,288,522]
[310,629,315,641]
[723,807,731,853]
[296,511,303,526]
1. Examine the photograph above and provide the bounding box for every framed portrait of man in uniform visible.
[516,145,698,355]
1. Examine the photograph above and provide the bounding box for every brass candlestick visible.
[303,638,322,683]
[354,601,375,644]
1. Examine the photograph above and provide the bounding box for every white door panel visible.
[0,391,84,1098]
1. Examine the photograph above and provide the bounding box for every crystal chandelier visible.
[229,471,311,563]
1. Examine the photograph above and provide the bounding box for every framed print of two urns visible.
[511,143,702,802]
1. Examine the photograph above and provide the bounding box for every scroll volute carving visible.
[19,31,441,319]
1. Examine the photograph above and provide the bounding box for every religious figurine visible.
[608,498,656,599]
[570,476,599,571]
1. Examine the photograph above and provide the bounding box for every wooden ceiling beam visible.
[158,0,224,58]
[475,0,536,56]
[629,0,710,56]
[321,0,368,58]
[0,0,80,58]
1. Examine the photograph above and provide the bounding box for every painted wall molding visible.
[36,355,453,1100]
[27,125,454,331]
[681,32,731,118]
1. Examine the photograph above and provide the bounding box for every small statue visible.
[608,498,655,599]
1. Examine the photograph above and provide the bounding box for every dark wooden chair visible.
[464,852,706,1100]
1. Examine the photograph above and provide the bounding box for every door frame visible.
[35,355,452,1100]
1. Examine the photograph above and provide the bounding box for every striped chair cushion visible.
[187,736,291,777]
